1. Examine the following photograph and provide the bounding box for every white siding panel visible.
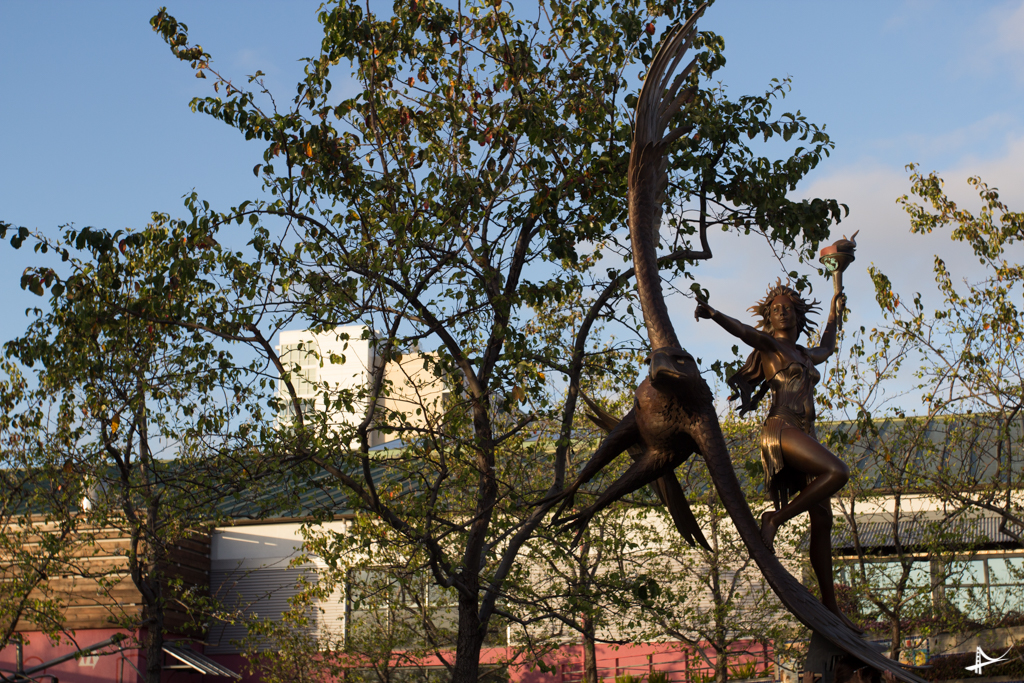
[207,566,319,654]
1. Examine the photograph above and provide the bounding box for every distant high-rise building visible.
[276,325,446,447]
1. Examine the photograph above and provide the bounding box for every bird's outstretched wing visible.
[629,7,706,352]
[581,393,709,550]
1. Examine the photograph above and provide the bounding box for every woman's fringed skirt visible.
[761,414,812,510]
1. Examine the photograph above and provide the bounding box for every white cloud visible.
[799,134,1024,316]
[870,113,1019,164]
[956,0,1024,83]
[995,1,1024,56]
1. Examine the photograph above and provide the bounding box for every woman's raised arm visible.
[694,301,776,353]
[806,293,846,364]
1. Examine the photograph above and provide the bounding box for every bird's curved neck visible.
[629,142,680,351]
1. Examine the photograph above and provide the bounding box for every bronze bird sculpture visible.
[551,8,927,682]
[551,10,711,547]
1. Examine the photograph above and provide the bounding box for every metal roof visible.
[213,461,388,521]
[163,644,241,679]
[832,516,1021,553]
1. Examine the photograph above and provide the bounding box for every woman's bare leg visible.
[807,501,860,629]
[809,501,837,609]
[760,429,856,627]
[761,428,849,548]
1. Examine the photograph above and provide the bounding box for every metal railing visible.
[555,648,775,683]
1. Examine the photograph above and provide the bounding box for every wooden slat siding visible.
[28,581,140,606]
[49,557,133,575]
[17,604,141,631]
[17,527,135,543]
[163,610,197,632]
[13,523,212,545]
[6,526,211,633]
[162,548,210,571]
[162,564,209,588]
[27,575,136,593]
[172,535,211,556]
[163,547,211,571]
[15,538,132,559]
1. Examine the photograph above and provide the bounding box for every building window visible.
[946,556,1024,620]
[838,560,933,618]
[279,343,319,397]
[346,570,458,651]
[837,555,1024,623]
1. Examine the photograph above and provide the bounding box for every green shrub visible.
[690,667,715,683]
[729,661,759,680]
[647,670,671,683]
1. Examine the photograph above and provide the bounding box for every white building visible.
[276,325,447,447]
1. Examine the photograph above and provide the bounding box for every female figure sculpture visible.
[695,281,853,627]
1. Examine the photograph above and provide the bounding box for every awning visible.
[163,644,241,679]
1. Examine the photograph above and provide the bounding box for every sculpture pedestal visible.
[805,630,844,683]
[806,631,885,683]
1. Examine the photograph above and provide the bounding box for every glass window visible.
[279,344,319,397]
[990,585,1024,614]
[842,554,1024,623]
[948,584,988,621]
[988,557,1024,615]
[948,560,986,586]
[347,570,459,651]
[988,558,1024,586]
[943,556,1024,620]
[946,559,987,620]
[863,561,930,590]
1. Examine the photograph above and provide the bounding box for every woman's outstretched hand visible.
[694,301,714,321]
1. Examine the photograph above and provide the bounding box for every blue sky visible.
[2,1,1023,400]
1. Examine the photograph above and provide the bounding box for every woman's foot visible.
[760,510,778,553]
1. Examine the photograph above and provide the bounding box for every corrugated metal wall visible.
[207,565,344,654]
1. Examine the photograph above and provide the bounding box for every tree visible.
[820,167,1024,659]
[822,415,986,661]
[0,220,280,683]
[0,363,80,651]
[6,1,845,681]
[893,167,1024,535]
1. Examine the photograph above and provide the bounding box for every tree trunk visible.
[452,593,484,683]
[582,614,598,683]
[714,649,728,683]
[889,616,902,665]
[145,584,165,683]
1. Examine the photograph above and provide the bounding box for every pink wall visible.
[207,639,773,683]
[512,641,773,683]
[0,628,143,683]
[0,629,211,683]
[1,630,773,683]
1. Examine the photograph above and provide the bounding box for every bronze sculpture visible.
[551,7,925,682]
[694,280,855,631]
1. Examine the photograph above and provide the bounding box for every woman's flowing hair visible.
[727,279,819,415]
